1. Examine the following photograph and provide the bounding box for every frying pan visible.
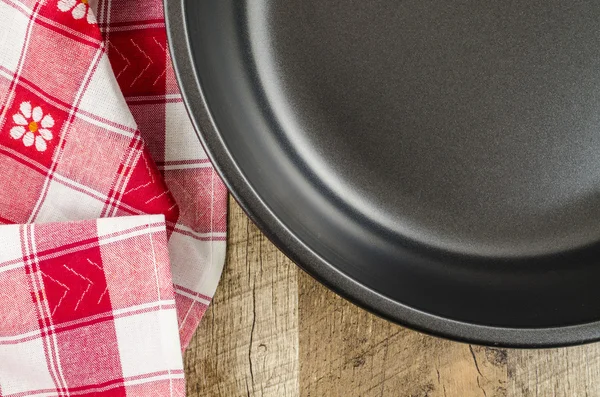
[165,0,600,347]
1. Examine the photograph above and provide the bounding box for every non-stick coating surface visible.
[166,0,600,346]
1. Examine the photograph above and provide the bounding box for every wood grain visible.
[509,347,600,397]
[298,270,506,397]
[185,197,600,396]
[184,199,299,397]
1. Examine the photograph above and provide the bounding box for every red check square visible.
[119,148,179,224]
[55,116,133,195]
[100,231,172,310]
[33,218,99,253]
[55,319,124,390]
[100,0,164,24]
[37,242,111,325]
[129,102,165,162]
[20,22,100,107]
[0,152,46,224]
[108,28,167,98]
[0,85,69,168]
[164,167,228,233]
[0,266,39,336]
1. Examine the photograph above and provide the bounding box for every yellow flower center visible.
[28,121,38,133]
[81,0,88,4]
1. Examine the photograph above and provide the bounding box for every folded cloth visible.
[0,0,227,391]
[100,0,228,348]
[0,216,185,396]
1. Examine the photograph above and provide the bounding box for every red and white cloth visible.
[99,0,228,349]
[0,216,184,396]
[0,0,227,393]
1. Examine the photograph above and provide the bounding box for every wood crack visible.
[249,282,257,386]
[469,345,486,379]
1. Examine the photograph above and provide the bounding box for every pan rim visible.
[164,0,600,348]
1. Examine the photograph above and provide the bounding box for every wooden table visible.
[184,198,600,397]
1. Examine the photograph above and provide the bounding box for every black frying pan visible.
[166,0,600,347]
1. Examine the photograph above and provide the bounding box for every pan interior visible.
[182,0,600,331]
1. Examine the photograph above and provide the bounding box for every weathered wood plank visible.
[508,346,600,397]
[298,271,507,397]
[184,196,600,397]
[184,199,299,397]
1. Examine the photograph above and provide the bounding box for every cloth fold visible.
[99,0,228,347]
[0,0,228,392]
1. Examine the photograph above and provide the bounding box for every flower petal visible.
[86,7,96,24]
[57,0,76,11]
[32,106,43,122]
[12,113,27,125]
[72,3,86,19]
[10,126,25,139]
[39,128,53,141]
[23,132,34,147]
[35,136,47,152]
[41,114,54,129]
[19,102,31,118]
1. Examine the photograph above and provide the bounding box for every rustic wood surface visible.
[184,197,600,397]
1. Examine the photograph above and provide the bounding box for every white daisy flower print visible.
[57,0,96,24]
[10,102,54,152]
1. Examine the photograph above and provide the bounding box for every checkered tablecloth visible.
[0,0,227,393]
[0,216,185,396]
